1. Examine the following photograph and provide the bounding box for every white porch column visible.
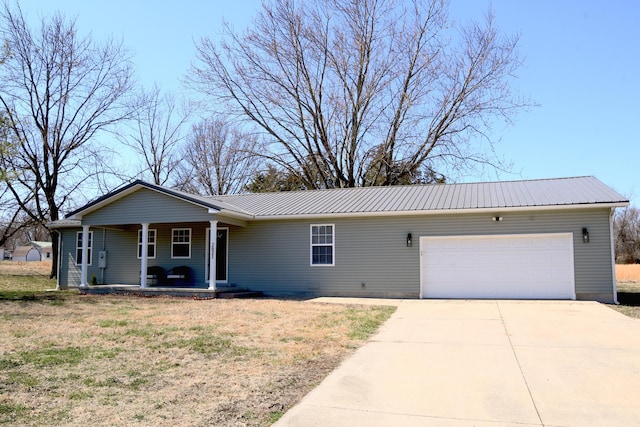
[80,225,90,288]
[209,220,218,290]
[140,223,149,288]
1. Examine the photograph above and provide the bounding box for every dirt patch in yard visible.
[0,288,394,426]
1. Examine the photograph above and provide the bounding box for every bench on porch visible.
[146,266,167,286]
[166,266,193,287]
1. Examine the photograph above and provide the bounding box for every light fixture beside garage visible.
[406,233,412,247]
[492,216,503,222]
[582,228,590,243]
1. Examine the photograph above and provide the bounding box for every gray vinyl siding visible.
[227,208,615,302]
[58,222,217,287]
[82,188,214,226]
[58,204,616,303]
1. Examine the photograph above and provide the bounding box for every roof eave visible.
[47,220,82,229]
[248,201,630,221]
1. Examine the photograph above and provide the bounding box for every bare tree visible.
[0,3,136,277]
[119,85,190,185]
[190,0,527,189]
[174,116,260,195]
[0,185,39,248]
[614,206,640,264]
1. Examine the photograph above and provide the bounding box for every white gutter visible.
[249,202,630,221]
[609,207,619,305]
[55,230,62,291]
[47,220,82,229]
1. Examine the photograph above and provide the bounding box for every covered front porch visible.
[51,181,254,291]
[74,220,227,290]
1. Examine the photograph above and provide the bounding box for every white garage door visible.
[420,233,575,299]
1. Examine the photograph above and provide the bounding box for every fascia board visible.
[248,202,629,221]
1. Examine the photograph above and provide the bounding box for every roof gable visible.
[80,187,220,226]
[66,181,255,222]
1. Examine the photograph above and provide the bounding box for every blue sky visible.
[16,0,640,202]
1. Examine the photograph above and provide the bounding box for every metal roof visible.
[53,176,627,227]
[210,176,628,218]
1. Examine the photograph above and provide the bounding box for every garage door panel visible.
[420,233,575,299]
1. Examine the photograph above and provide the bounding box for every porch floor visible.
[77,285,263,299]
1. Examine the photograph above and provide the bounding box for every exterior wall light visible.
[582,228,590,243]
[407,233,412,247]
[492,216,503,222]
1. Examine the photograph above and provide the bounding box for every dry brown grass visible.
[0,273,395,426]
[0,260,52,276]
[616,264,640,283]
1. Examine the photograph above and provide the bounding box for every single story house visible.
[49,176,628,303]
[12,241,53,262]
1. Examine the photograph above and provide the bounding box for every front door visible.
[206,227,228,283]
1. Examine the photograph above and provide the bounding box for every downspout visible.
[609,208,619,305]
[55,229,62,291]
[101,228,106,285]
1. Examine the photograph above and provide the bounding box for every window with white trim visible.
[310,224,334,266]
[137,229,157,259]
[172,228,191,258]
[76,231,93,266]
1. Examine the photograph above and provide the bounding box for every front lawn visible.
[0,268,396,426]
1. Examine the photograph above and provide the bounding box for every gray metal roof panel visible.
[210,176,627,217]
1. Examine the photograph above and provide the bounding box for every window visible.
[172,228,191,258]
[310,224,334,266]
[76,231,93,266]
[138,229,157,259]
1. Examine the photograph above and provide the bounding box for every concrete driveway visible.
[275,300,640,427]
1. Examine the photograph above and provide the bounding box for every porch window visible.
[137,229,157,259]
[310,224,334,266]
[76,231,93,266]
[172,228,191,259]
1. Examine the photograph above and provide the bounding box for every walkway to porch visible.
[77,285,264,299]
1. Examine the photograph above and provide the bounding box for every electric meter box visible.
[98,251,107,268]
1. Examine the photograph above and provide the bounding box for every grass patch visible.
[0,272,67,302]
[98,319,129,328]
[6,372,39,387]
[345,306,395,340]
[169,330,257,358]
[0,402,29,422]
[268,411,285,423]
[20,345,90,367]
[0,358,21,370]
[69,390,94,401]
